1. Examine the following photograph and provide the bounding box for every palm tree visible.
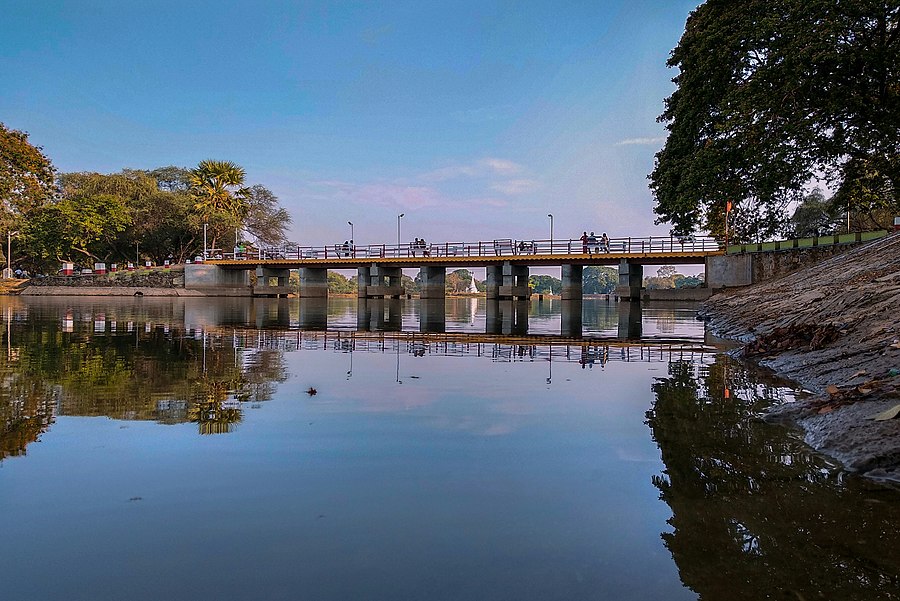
[189,160,250,250]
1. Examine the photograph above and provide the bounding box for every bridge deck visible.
[207,236,723,269]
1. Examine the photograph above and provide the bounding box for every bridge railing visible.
[216,235,722,261]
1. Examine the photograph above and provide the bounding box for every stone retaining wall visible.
[28,269,184,288]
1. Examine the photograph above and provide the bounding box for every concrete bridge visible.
[186,235,726,300]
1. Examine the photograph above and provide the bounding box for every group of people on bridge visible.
[580,232,610,254]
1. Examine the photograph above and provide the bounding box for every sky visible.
[0,0,701,249]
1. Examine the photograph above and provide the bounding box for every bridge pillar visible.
[419,266,446,299]
[366,264,403,298]
[616,260,643,301]
[500,262,529,299]
[184,264,251,295]
[299,267,328,298]
[357,266,370,298]
[254,266,291,297]
[485,265,502,299]
[561,264,583,301]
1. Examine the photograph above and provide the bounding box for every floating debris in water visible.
[307,387,317,396]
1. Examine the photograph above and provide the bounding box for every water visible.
[1,297,898,600]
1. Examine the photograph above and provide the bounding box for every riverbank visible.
[700,231,900,481]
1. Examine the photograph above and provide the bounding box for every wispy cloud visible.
[615,136,666,146]
[309,180,441,210]
[421,157,523,182]
[491,179,538,195]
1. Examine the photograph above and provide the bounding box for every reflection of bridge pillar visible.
[367,264,403,298]
[617,260,643,301]
[561,264,583,301]
[486,299,528,335]
[253,298,291,328]
[357,266,370,298]
[485,265,502,299]
[500,262,529,299]
[357,298,372,331]
[617,300,643,340]
[419,298,446,333]
[560,299,583,338]
[298,298,328,330]
[299,267,328,298]
[419,266,446,299]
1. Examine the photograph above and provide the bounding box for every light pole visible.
[136,242,140,268]
[547,214,554,253]
[397,213,404,250]
[203,223,208,261]
[6,230,19,279]
[348,221,354,243]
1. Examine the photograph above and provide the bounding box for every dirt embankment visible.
[701,232,900,481]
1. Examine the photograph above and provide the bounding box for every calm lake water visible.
[1,297,899,601]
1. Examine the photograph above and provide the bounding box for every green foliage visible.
[0,122,56,232]
[528,274,560,294]
[244,184,291,246]
[446,269,476,293]
[789,189,841,237]
[327,271,356,294]
[644,266,704,290]
[651,1,900,241]
[583,266,618,294]
[189,160,250,249]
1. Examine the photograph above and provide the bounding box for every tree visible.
[789,189,840,237]
[189,160,250,249]
[650,1,900,241]
[0,122,56,233]
[528,274,561,294]
[583,266,618,294]
[244,184,291,246]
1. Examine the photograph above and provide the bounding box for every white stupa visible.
[466,271,478,293]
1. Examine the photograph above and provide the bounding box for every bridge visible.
[188,234,725,300]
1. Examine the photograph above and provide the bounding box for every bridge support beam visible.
[485,265,502,299]
[184,264,251,295]
[561,264,583,301]
[616,260,643,301]
[254,266,291,297]
[357,266,370,298]
[299,267,328,298]
[365,264,403,298]
[500,262,529,299]
[419,266,446,299]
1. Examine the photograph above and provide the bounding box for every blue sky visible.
[1,0,700,247]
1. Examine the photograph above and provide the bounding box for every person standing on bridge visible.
[580,231,589,254]
[600,233,609,253]
[588,232,598,254]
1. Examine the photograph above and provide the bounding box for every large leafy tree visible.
[651,0,900,242]
[243,184,291,246]
[0,122,55,235]
[189,160,250,250]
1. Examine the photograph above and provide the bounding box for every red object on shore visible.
[61,262,74,276]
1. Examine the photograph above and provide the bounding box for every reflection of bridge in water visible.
[205,327,715,367]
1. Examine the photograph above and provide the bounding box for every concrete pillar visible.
[419,298,446,333]
[486,299,528,335]
[500,262,529,299]
[561,264,583,301]
[617,300,642,340]
[299,267,328,298]
[419,266,446,299]
[299,298,328,330]
[485,299,501,334]
[384,299,402,331]
[255,298,291,328]
[184,264,251,294]
[485,265,502,299]
[367,264,403,298]
[356,298,372,331]
[616,260,643,301]
[357,266,370,298]
[560,299,583,338]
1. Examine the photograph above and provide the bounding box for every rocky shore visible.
[701,232,900,482]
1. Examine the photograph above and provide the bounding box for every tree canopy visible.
[651,0,900,242]
[0,122,55,233]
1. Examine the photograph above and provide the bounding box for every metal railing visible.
[212,235,722,261]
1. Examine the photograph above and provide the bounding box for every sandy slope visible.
[701,232,900,481]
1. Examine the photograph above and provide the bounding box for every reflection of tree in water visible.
[647,357,900,600]
[0,313,290,455]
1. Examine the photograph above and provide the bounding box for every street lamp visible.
[5,230,19,279]
[397,213,404,250]
[547,214,554,254]
[203,222,208,261]
[348,221,354,243]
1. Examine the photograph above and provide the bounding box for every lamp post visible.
[348,221,354,243]
[6,230,19,279]
[397,213,404,251]
[203,223,208,261]
[136,242,140,268]
[547,214,554,254]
